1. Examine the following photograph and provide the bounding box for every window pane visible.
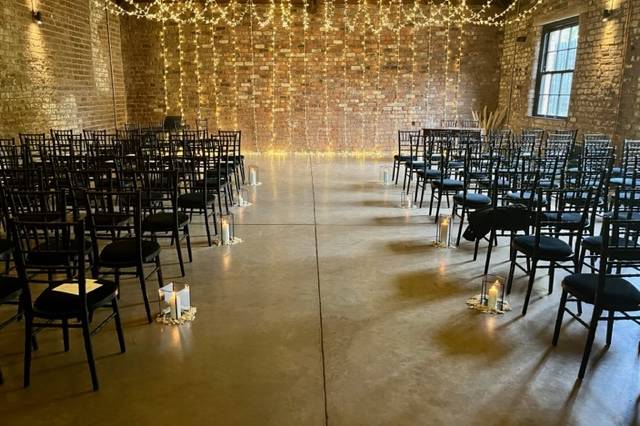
[559,28,571,50]
[546,51,557,71]
[569,26,579,48]
[548,95,559,116]
[538,95,549,115]
[566,48,577,69]
[541,74,551,94]
[550,74,562,95]
[560,73,573,95]
[548,31,560,52]
[558,95,570,117]
[556,50,568,70]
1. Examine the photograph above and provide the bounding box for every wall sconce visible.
[31,1,43,25]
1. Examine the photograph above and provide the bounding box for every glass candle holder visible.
[379,165,392,186]
[237,188,249,207]
[220,213,235,245]
[481,274,505,311]
[436,215,452,247]
[400,191,412,209]
[248,165,259,186]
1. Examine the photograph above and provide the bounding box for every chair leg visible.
[434,190,443,223]
[456,206,466,247]
[155,256,164,287]
[428,187,435,216]
[522,259,538,316]
[204,207,213,247]
[548,262,555,295]
[506,246,517,295]
[483,229,496,275]
[184,225,193,262]
[419,180,427,208]
[552,290,568,346]
[81,318,99,391]
[605,310,614,347]
[137,263,152,324]
[23,315,33,387]
[473,237,480,261]
[112,298,126,353]
[578,307,602,379]
[62,319,70,352]
[578,247,586,273]
[174,229,185,277]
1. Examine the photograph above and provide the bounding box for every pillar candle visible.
[488,284,499,311]
[222,220,231,244]
[250,168,257,185]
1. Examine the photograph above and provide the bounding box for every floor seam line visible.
[309,154,329,426]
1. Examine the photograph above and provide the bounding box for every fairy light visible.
[410,18,417,126]
[285,0,293,152]
[373,1,382,152]
[177,21,185,120]
[394,26,401,101]
[454,21,464,121]
[322,0,331,150]
[210,19,220,129]
[160,18,169,115]
[231,1,239,129]
[444,15,451,122]
[248,0,259,151]
[102,0,546,29]
[360,0,367,152]
[269,0,277,151]
[342,3,348,151]
[426,17,432,124]
[194,20,203,119]
[302,0,310,152]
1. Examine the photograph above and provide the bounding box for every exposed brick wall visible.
[497,0,640,146]
[120,4,503,152]
[0,0,127,138]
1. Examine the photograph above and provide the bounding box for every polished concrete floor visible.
[0,155,639,425]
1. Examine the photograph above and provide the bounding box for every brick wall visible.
[120,3,503,152]
[497,0,640,146]
[0,0,127,138]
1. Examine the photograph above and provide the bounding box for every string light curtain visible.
[104,0,545,153]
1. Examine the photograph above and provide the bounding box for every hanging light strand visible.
[160,18,169,115]
[177,21,185,119]
[194,20,204,119]
[210,19,220,129]
[248,0,259,151]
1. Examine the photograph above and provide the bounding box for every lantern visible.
[400,191,412,209]
[158,282,191,320]
[435,214,452,247]
[220,213,235,245]
[379,165,392,186]
[248,165,260,186]
[236,188,250,207]
[480,274,506,311]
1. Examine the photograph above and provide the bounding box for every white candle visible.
[170,293,178,319]
[238,193,244,206]
[222,220,231,244]
[488,284,499,311]
[383,169,389,185]
[250,168,257,185]
[438,218,450,245]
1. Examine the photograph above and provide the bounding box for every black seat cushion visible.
[0,275,22,303]
[505,191,548,206]
[513,235,573,260]
[432,179,464,189]
[404,161,425,169]
[581,235,640,258]
[562,274,640,312]
[453,192,491,207]
[99,239,160,266]
[33,279,118,318]
[416,169,440,179]
[143,212,189,232]
[394,155,416,161]
[178,192,215,209]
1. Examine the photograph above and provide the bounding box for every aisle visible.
[0,155,637,426]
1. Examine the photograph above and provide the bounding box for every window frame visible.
[532,16,579,119]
